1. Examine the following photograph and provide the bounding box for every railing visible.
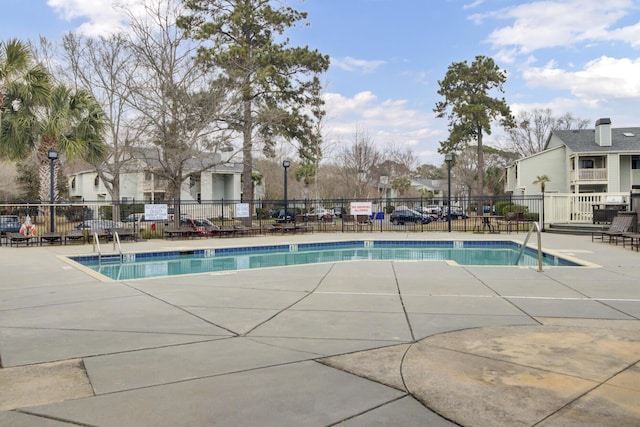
[0,194,549,239]
[93,232,102,264]
[570,168,607,182]
[113,231,123,262]
[544,192,629,224]
[515,221,543,272]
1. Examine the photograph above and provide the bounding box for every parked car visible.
[423,205,442,215]
[390,209,433,225]
[443,207,468,220]
[305,208,334,220]
[332,207,346,218]
[123,213,148,222]
[168,208,191,221]
[75,220,125,240]
[0,215,21,235]
[188,218,219,236]
[276,209,296,223]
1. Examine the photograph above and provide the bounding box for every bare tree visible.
[336,128,380,198]
[61,32,142,219]
[122,0,230,217]
[504,108,590,157]
[379,141,417,178]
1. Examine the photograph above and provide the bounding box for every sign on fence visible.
[350,202,372,216]
[144,204,168,220]
[235,203,250,218]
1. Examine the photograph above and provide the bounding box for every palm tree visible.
[533,175,550,193]
[1,38,52,159]
[392,176,411,196]
[35,85,107,202]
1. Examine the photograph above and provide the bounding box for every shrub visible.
[255,207,270,220]
[495,200,528,217]
[98,205,113,220]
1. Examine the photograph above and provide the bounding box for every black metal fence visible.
[0,194,542,240]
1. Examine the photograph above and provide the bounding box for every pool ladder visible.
[514,221,543,272]
[94,231,124,265]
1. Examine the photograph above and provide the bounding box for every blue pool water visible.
[70,240,581,280]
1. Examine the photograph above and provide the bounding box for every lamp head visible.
[282,159,291,168]
[48,149,59,160]
[444,153,453,162]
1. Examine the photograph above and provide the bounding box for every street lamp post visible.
[541,183,545,232]
[48,149,59,233]
[282,159,291,222]
[445,153,453,232]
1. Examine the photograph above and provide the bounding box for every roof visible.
[411,178,446,191]
[552,127,640,153]
[129,148,243,173]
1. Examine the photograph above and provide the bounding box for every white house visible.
[68,150,247,203]
[409,178,446,197]
[505,118,640,196]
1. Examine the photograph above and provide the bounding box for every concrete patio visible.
[1,232,639,426]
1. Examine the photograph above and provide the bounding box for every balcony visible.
[570,168,607,183]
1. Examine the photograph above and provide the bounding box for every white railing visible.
[544,192,629,224]
[570,168,607,182]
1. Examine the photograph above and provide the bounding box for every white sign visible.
[235,203,250,218]
[144,204,168,220]
[350,202,372,215]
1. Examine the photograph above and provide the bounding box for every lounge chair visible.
[260,223,278,234]
[342,214,356,232]
[7,232,34,247]
[356,215,373,232]
[233,224,255,236]
[319,215,336,232]
[591,215,634,244]
[39,232,62,245]
[164,226,188,239]
[64,230,86,244]
[621,232,640,251]
[111,228,136,242]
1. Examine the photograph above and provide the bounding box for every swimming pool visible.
[70,240,581,280]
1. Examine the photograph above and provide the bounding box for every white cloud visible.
[322,91,446,164]
[331,56,386,73]
[472,0,637,54]
[464,0,485,11]
[523,56,640,103]
[47,0,144,36]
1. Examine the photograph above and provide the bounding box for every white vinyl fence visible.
[544,192,630,224]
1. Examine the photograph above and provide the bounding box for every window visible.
[145,171,153,181]
[71,177,76,189]
[94,175,100,186]
[579,159,594,169]
[632,156,640,170]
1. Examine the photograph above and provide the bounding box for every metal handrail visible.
[93,231,124,265]
[93,232,102,265]
[113,231,123,262]
[515,221,543,272]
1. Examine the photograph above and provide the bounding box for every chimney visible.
[595,118,612,147]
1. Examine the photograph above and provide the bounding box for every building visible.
[409,178,446,198]
[505,118,640,196]
[68,149,247,203]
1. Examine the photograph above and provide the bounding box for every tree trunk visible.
[38,161,56,203]
[168,175,182,226]
[241,92,254,225]
[476,125,484,199]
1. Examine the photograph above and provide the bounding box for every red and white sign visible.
[350,202,372,215]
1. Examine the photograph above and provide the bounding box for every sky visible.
[2,0,640,166]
